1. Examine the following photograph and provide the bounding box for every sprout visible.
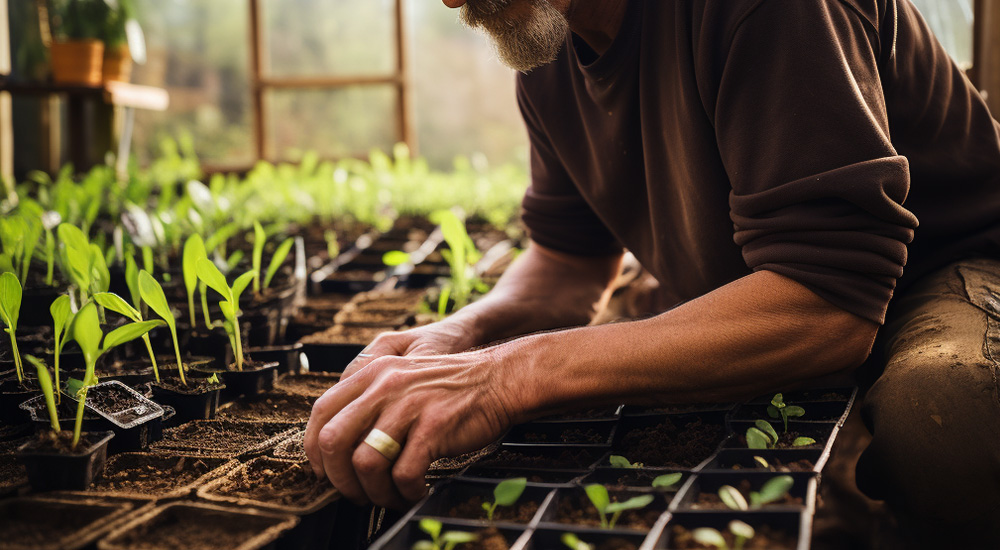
[94,292,163,383]
[746,420,779,450]
[250,222,294,295]
[49,294,75,403]
[692,521,756,550]
[749,475,794,508]
[182,234,207,328]
[324,230,339,259]
[196,258,254,371]
[792,436,816,446]
[561,533,594,550]
[0,272,24,382]
[70,301,162,449]
[138,270,187,386]
[57,223,110,308]
[767,393,805,433]
[584,484,654,530]
[652,473,683,489]
[481,477,526,522]
[608,455,644,469]
[411,518,478,550]
[429,210,488,316]
[26,355,60,434]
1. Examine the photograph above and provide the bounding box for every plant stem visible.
[54,346,61,405]
[72,386,87,451]
[170,327,186,386]
[187,292,197,329]
[142,334,160,383]
[200,283,213,327]
[234,322,244,371]
[8,331,22,383]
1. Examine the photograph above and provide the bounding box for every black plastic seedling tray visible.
[414,479,553,526]
[669,471,815,512]
[374,518,529,550]
[502,420,617,448]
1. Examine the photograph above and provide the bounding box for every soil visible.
[207,458,332,509]
[333,309,411,327]
[731,457,815,472]
[83,384,155,426]
[536,407,620,421]
[452,527,509,550]
[91,454,228,496]
[351,288,426,310]
[521,427,606,445]
[217,392,314,423]
[555,492,663,530]
[463,468,582,484]
[22,395,100,421]
[151,378,222,396]
[668,524,797,549]
[0,498,121,547]
[691,479,803,509]
[153,421,293,457]
[274,373,339,397]
[588,469,681,490]
[447,494,539,523]
[627,404,728,415]
[0,453,27,490]
[300,324,396,345]
[477,448,598,470]
[106,505,289,550]
[429,445,498,473]
[273,430,306,460]
[19,430,101,454]
[617,418,726,468]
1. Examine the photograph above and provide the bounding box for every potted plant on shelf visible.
[48,0,108,86]
[101,0,145,83]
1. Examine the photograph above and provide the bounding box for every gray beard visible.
[460,0,569,73]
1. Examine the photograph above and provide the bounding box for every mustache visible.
[460,0,519,26]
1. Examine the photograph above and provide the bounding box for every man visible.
[306,0,1000,546]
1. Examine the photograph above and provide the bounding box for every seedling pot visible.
[0,379,37,425]
[502,419,616,448]
[669,471,813,512]
[152,420,298,459]
[64,381,165,453]
[0,496,132,550]
[540,486,669,532]
[75,452,236,500]
[16,430,114,491]
[247,343,303,373]
[149,380,224,423]
[273,371,339,398]
[581,467,689,494]
[527,526,658,550]
[190,360,279,400]
[369,519,527,550]
[414,479,551,525]
[97,501,300,550]
[665,510,810,550]
[299,341,366,373]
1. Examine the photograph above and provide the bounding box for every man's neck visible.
[564,0,629,55]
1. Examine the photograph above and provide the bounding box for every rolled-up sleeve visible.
[517,78,624,257]
[715,1,919,323]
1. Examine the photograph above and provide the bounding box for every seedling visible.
[746,420,779,450]
[692,520,756,550]
[792,436,816,446]
[608,455,644,469]
[651,472,683,489]
[94,292,163,383]
[767,393,805,432]
[481,477,526,522]
[182,234,207,328]
[250,222,295,295]
[57,223,110,308]
[324,230,339,259]
[196,258,255,371]
[411,518,478,550]
[26,355,60,433]
[583,484,654,529]
[49,294,75,403]
[138,270,187,386]
[0,272,24,382]
[718,476,795,510]
[0,215,42,286]
[430,210,488,316]
[561,533,594,550]
[69,301,162,449]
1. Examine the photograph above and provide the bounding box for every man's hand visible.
[338,320,478,380]
[304,346,522,509]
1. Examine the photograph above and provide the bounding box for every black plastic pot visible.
[180,328,232,367]
[190,360,279,400]
[414,479,552,525]
[299,342,365,373]
[16,430,114,491]
[371,519,527,550]
[0,378,37,425]
[458,466,587,486]
[502,419,616,448]
[527,527,655,550]
[150,381,225,424]
[247,343,303,373]
[0,496,132,550]
[669,471,813,512]
[539,486,670,532]
[65,381,165,453]
[665,510,809,550]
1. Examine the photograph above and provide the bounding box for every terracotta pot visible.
[50,40,104,86]
[102,44,132,83]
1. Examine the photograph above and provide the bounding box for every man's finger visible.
[353,417,411,509]
[305,367,378,478]
[391,421,436,503]
[316,397,377,504]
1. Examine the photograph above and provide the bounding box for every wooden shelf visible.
[0,81,169,111]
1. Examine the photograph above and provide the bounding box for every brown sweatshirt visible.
[517,0,1000,324]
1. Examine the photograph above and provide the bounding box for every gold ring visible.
[363,428,402,461]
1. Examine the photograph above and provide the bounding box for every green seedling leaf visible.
[691,528,727,549]
[418,518,442,541]
[441,531,478,544]
[232,271,255,305]
[560,532,594,550]
[226,250,245,272]
[766,405,780,419]
[252,221,266,294]
[103,320,165,351]
[125,255,141,310]
[784,406,805,418]
[749,475,794,508]
[94,292,141,321]
[66,377,88,397]
[411,542,434,550]
[72,302,103,366]
[382,250,411,266]
[770,393,784,408]
[89,244,110,293]
[604,494,654,514]
[792,437,816,447]
[183,234,207,325]
[584,484,610,514]
[609,455,642,469]
[652,472,683,489]
[264,237,294,289]
[493,477,527,507]
[57,223,89,254]
[196,257,232,302]
[139,271,174,329]
[0,272,21,329]
[752,456,771,469]
[730,520,756,548]
[26,355,60,433]
[719,485,749,511]
[51,294,73,338]
[755,420,778,443]
[746,427,772,450]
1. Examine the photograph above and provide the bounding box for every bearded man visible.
[305,1,1000,547]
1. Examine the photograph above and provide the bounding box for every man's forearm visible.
[502,270,878,418]
[442,241,623,348]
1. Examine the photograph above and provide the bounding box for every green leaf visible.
[752,456,771,469]
[605,494,654,514]
[746,427,771,450]
[560,532,593,550]
[418,518,442,540]
[252,221,266,292]
[226,250,245,272]
[94,292,141,322]
[26,355,60,432]
[584,484,610,514]
[770,393,784,408]
[219,301,235,321]
[125,255,141,310]
[205,222,238,253]
[0,272,22,330]
[231,271,255,305]
[750,475,794,507]
[440,531,478,544]
[138,270,175,330]
[50,294,73,341]
[755,419,778,443]
[88,244,110,293]
[196,258,232,303]
[382,250,411,267]
[493,477,527,507]
[65,245,92,290]
[691,528,727,549]
[792,437,816,447]
[784,406,805,418]
[102,320,165,352]
[264,237,294,289]
[65,377,88,397]
[718,485,749,511]
[652,472,683,489]
[183,234,207,295]
[766,405,779,419]
[57,223,89,254]
[72,302,103,363]
[411,542,434,550]
[729,520,755,541]
[608,455,633,468]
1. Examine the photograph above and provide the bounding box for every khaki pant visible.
[816,258,1000,549]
